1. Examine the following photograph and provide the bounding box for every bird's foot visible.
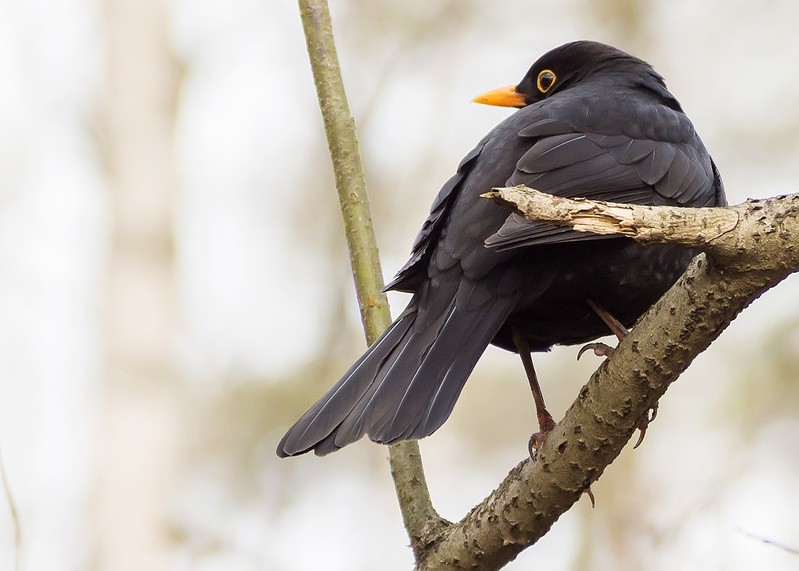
[527,410,556,458]
[632,403,659,449]
[577,341,616,360]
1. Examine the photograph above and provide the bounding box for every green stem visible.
[297,0,443,559]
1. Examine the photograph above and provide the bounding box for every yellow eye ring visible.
[537,69,557,93]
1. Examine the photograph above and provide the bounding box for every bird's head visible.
[473,40,671,108]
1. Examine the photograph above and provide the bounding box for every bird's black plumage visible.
[277,41,726,457]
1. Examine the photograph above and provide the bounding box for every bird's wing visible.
[485,103,718,251]
[384,145,483,292]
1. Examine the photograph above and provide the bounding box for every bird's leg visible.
[577,299,629,359]
[587,299,629,340]
[512,330,556,457]
[580,299,656,447]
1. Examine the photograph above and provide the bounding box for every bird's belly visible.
[493,239,695,352]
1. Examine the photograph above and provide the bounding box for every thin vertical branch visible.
[296,0,444,558]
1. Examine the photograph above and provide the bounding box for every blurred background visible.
[0,0,797,569]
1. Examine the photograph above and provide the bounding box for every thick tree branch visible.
[411,188,799,568]
[486,186,799,270]
[296,0,442,557]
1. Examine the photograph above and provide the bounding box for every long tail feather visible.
[276,271,518,457]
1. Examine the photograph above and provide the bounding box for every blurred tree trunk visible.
[94,0,181,569]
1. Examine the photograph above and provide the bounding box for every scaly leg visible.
[512,329,556,457]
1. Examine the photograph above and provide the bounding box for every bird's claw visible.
[584,486,596,508]
[528,411,556,458]
[632,403,659,449]
[527,432,546,458]
[577,342,616,360]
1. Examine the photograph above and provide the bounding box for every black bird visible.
[277,41,726,457]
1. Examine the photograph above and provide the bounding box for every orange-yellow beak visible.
[472,85,527,108]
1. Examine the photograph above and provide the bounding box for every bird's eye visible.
[536,69,556,93]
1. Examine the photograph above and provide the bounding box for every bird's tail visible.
[276,274,518,456]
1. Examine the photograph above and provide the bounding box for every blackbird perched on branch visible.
[277,40,726,457]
